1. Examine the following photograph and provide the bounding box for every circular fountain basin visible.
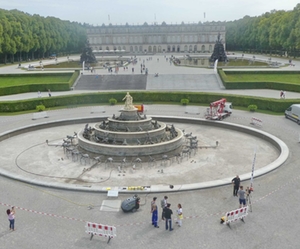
[78,128,184,156]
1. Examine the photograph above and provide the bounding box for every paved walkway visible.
[1,53,300,100]
[1,88,300,101]
[0,54,300,249]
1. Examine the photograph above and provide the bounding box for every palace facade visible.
[86,22,225,54]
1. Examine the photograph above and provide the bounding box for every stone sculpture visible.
[122,92,135,111]
[210,32,227,62]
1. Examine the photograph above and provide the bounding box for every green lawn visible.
[0,75,72,87]
[225,73,300,84]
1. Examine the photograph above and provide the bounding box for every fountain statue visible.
[122,92,136,111]
[77,92,184,157]
[210,33,227,62]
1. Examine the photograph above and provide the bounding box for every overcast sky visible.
[2,0,299,25]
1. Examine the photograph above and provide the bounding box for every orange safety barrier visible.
[134,104,144,113]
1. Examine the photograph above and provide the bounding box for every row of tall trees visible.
[0,9,87,63]
[1,4,300,63]
[225,4,300,57]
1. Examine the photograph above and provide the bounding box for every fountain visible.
[78,92,184,157]
[210,33,227,63]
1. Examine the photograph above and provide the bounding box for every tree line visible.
[0,9,87,63]
[225,3,300,57]
[1,4,300,64]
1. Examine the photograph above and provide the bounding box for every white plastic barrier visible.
[85,222,116,244]
[90,106,105,114]
[224,206,249,225]
[185,106,200,115]
[107,190,119,197]
[32,111,49,120]
[250,117,262,126]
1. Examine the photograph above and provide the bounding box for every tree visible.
[0,9,87,63]
[225,3,300,54]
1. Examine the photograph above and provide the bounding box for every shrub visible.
[36,104,46,112]
[109,98,117,105]
[248,104,258,112]
[180,98,189,105]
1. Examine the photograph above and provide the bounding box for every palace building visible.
[86,22,225,54]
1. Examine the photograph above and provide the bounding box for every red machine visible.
[205,98,231,120]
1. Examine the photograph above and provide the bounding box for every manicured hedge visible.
[0,91,299,113]
[1,69,299,113]
[0,71,79,96]
[218,69,300,92]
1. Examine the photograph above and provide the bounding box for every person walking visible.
[151,204,159,228]
[151,197,157,211]
[7,207,15,231]
[164,203,173,231]
[232,175,240,197]
[48,89,51,97]
[151,197,157,224]
[176,204,183,227]
[238,186,246,208]
[161,196,168,220]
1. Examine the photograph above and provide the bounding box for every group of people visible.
[37,89,52,98]
[6,177,249,232]
[149,176,247,232]
[139,63,148,75]
[150,196,183,231]
[232,175,251,208]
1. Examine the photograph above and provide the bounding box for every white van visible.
[224,102,233,114]
[285,104,300,125]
